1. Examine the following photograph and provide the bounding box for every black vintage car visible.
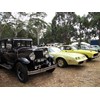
[0,38,56,83]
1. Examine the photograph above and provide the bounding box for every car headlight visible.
[75,57,80,60]
[43,50,48,55]
[29,52,35,60]
[83,55,86,58]
[43,50,49,58]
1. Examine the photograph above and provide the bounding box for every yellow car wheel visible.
[56,58,67,68]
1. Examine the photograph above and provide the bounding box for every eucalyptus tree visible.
[51,12,77,44]
[40,23,53,44]
[10,12,28,38]
[0,12,28,38]
[0,24,15,38]
[27,12,48,45]
[0,12,14,38]
[87,12,100,45]
[73,14,91,47]
[0,12,48,43]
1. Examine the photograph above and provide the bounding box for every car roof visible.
[0,39,8,42]
[11,38,32,41]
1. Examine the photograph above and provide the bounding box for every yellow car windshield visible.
[48,47,61,53]
[62,46,78,50]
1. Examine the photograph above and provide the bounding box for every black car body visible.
[0,38,56,83]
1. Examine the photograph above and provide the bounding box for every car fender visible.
[50,53,75,65]
[17,58,30,65]
[47,55,55,64]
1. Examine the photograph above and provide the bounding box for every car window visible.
[66,46,72,50]
[60,47,64,50]
[13,41,31,48]
[48,47,61,52]
[63,46,77,50]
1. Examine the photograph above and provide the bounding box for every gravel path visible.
[0,57,100,87]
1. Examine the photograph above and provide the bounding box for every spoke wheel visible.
[16,62,28,83]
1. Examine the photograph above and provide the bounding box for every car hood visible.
[63,49,98,54]
[50,51,85,58]
[75,49,98,54]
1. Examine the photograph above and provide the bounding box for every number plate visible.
[37,58,45,62]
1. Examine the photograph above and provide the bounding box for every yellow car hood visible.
[50,51,85,58]
[63,49,98,54]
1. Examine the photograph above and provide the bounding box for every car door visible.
[2,44,17,63]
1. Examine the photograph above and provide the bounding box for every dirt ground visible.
[0,56,100,87]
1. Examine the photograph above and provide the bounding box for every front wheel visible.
[16,62,28,83]
[56,58,67,68]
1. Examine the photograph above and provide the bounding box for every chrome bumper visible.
[28,65,56,75]
[92,55,99,59]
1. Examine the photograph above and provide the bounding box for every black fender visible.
[47,55,55,65]
[16,58,30,65]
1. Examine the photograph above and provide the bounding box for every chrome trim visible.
[92,55,99,59]
[36,58,46,62]
[28,65,56,75]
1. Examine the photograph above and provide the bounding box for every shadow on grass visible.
[61,64,86,70]
[86,59,100,63]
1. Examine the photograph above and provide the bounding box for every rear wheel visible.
[16,62,28,83]
[56,58,67,68]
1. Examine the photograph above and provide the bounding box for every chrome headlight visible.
[43,50,48,55]
[29,52,35,60]
[43,50,49,58]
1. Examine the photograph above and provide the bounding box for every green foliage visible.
[0,12,100,46]
[40,24,53,44]
[0,24,14,38]
[0,12,47,45]
[17,29,28,38]
[50,12,77,44]
[88,12,100,45]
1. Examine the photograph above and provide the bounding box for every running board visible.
[0,64,12,70]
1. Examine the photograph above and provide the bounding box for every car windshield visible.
[48,47,61,52]
[71,46,78,50]
[91,45,99,48]
[81,45,90,49]
[60,45,78,50]
[13,40,32,48]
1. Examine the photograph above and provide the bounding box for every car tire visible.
[47,68,55,73]
[16,62,28,83]
[56,58,67,68]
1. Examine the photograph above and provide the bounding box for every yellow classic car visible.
[60,45,99,60]
[38,46,87,67]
